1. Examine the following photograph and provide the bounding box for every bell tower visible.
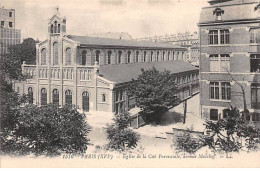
[48,7,66,36]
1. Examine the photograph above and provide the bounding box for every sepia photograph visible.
[0,0,260,168]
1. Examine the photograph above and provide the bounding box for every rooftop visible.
[99,61,198,84]
[199,0,260,24]
[67,35,186,50]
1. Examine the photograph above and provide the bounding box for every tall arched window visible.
[95,50,100,64]
[144,51,147,62]
[58,24,60,33]
[65,90,72,105]
[82,50,87,65]
[41,88,47,106]
[65,47,71,65]
[102,93,106,102]
[157,51,159,61]
[82,91,89,112]
[53,42,58,65]
[127,51,131,63]
[54,21,57,33]
[118,51,122,64]
[136,51,139,62]
[107,51,112,64]
[53,89,59,105]
[163,51,165,61]
[41,48,46,65]
[51,24,54,33]
[28,87,33,104]
[150,51,153,62]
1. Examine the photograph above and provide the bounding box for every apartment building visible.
[199,0,260,127]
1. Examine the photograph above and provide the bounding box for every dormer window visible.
[213,8,224,21]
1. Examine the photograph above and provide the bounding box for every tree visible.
[0,103,90,156]
[128,67,179,124]
[203,106,260,152]
[106,111,140,151]
[0,38,37,82]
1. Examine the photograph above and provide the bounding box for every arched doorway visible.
[65,90,72,105]
[41,88,47,106]
[82,91,89,112]
[28,87,33,104]
[53,89,59,105]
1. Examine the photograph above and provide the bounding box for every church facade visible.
[14,13,199,114]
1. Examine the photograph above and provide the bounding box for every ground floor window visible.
[41,88,47,106]
[223,108,229,119]
[65,90,72,105]
[82,91,89,112]
[28,87,33,104]
[53,89,59,105]
[210,109,219,121]
[252,113,260,121]
[251,85,260,109]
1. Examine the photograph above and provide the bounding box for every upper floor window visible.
[41,48,46,65]
[144,51,146,62]
[136,51,139,62]
[220,30,229,44]
[51,25,54,33]
[82,50,87,65]
[210,82,231,100]
[9,12,12,17]
[162,51,165,61]
[209,29,229,45]
[9,22,12,28]
[102,93,106,102]
[58,24,60,33]
[156,51,159,61]
[1,21,4,28]
[250,54,260,73]
[53,42,59,65]
[118,51,122,64]
[95,50,100,64]
[127,51,131,63]
[250,28,260,44]
[209,30,218,45]
[150,51,153,62]
[54,21,57,33]
[108,51,112,64]
[209,54,230,72]
[65,48,72,66]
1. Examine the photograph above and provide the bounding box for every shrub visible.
[175,131,204,154]
[1,103,90,156]
[106,112,140,151]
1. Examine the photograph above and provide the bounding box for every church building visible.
[14,12,199,114]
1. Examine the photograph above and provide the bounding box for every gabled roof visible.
[199,0,260,24]
[67,35,186,50]
[98,61,198,84]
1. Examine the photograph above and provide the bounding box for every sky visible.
[1,0,209,41]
